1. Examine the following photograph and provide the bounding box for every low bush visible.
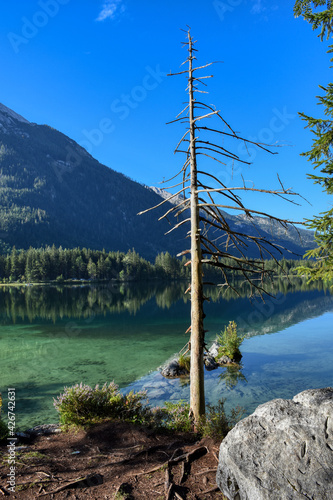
[177,354,191,373]
[53,382,153,427]
[154,400,193,433]
[198,399,245,440]
[54,383,244,439]
[217,321,245,360]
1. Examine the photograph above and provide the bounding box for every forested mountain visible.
[0,103,187,258]
[0,103,315,260]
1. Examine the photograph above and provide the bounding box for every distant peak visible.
[0,103,30,124]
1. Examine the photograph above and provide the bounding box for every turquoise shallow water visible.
[126,311,333,417]
[0,282,332,429]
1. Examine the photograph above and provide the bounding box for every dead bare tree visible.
[139,28,302,426]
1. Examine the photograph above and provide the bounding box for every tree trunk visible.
[188,33,205,424]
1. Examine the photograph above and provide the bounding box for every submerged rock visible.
[216,387,333,500]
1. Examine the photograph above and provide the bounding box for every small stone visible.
[25,424,61,436]
[15,431,30,439]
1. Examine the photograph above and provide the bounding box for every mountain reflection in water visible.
[0,278,332,430]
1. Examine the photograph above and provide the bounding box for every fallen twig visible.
[164,465,172,494]
[136,462,168,476]
[195,467,217,476]
[38,477,85,497]
[136,445,208,478]
[201,485,220,495]
[166,482,174,500]
[179,460,190,484]
[38,473,103,496]
[35,471,51,477]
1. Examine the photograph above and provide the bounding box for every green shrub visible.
[198,399,245,440]
[53,382,153,427]
[54,384,245,439]
[155,400,193,433]
[178,354,191,373]
[153,399,244,438]
[217,321,245,360]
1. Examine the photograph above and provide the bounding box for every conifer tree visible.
[294,1,333,286]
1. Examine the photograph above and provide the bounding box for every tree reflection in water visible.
[0,277,331,325]
[219,363,248,390]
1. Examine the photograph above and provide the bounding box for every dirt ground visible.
[0,421,227,499]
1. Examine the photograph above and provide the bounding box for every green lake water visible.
[0,280,332,430]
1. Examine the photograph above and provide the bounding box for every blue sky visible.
[0,0,332,224]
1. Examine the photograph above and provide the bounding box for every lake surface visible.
[0,279,332,430]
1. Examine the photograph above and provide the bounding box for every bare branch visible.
[197,203,302,225]
[158,198,190,221]
[196,186,299,197]
[174,130,191,153]
[193,75,213,80]
[193,110,220,122]
[175,104,190,119]
[164,218,191,234]
[197,126,278,155]
[192,62,215,71]
[194,102,237,134]
[168,69,188,76]
[196,145,253,165]
[196,152,227,166]
[137,187,189,215]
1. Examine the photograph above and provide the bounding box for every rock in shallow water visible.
[216,387,333,500]
[204,354,219,371]
[160,359,189,378]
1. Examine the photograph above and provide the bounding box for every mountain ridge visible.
[0,102,315,260]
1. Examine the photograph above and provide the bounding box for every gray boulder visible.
[204,354,219,371]
[208,341,241,365]
[208,341,220,359]
[216,387,333,500]
[160,359,189,378]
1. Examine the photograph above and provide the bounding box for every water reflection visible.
[0,278,331,324]
[219,364,248,390]
[0,279,332,430]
